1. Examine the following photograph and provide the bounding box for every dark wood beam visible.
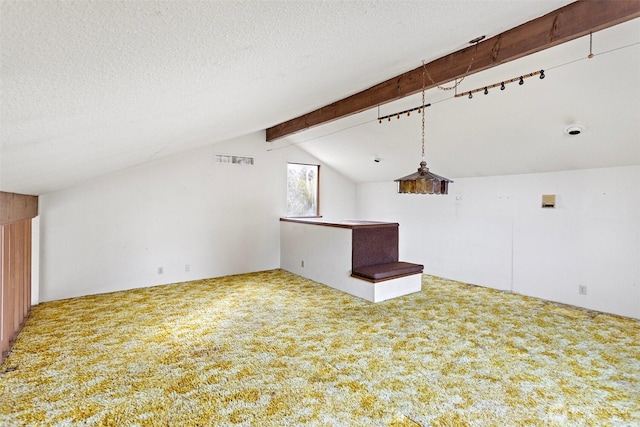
[0,192,38,225]
[266,0,640,142]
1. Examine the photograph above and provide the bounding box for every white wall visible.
[39,131,357,301]
[356,166,640,319]
[31,216,39,305]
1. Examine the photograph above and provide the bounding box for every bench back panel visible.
[352,225,399,270]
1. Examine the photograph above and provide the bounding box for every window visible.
[287,163,319,217]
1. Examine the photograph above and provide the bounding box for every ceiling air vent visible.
[214,154,254,165]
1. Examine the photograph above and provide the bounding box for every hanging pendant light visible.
[395,160,452,194]
[395,63,452,194]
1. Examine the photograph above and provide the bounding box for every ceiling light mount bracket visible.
[422,37,483,93]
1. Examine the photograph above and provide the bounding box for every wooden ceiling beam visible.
[266,0,640,142]
[0,191,38,225]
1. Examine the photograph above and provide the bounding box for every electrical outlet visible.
[579,285,587,295]
[158,267,164,275]
[185,264,190,272]
[301,260,304,267]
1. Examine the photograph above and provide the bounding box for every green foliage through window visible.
[287,163,319,217]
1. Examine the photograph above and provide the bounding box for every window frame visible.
[286,162,321,218]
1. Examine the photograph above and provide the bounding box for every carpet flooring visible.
[1,270,639,426]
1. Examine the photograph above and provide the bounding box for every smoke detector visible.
[565,125,585,136]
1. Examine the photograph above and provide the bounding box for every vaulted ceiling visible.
[1,1,638,195]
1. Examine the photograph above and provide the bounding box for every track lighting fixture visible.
[378,103,429,123]
[455,69,545,99]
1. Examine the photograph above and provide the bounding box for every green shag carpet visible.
[1,270,639,426]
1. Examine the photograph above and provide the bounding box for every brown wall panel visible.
[1,225,6,357]
[0,191,36,362]
[12,223,20,334]
[0,191,38,225]
[1,219,32,362]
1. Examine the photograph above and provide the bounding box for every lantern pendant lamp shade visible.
[394,62,453,195]
[395,161,453,194]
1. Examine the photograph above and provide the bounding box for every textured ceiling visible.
[1,1,637,196]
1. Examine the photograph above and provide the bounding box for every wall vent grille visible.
[214,154,254,165]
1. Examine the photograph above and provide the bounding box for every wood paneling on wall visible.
[0,191,38,225]
[1,192,37,363]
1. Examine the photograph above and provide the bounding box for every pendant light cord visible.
[421,61,426,162]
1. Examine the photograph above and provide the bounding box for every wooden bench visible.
[352,262,424,282]
[350,224,423,283]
